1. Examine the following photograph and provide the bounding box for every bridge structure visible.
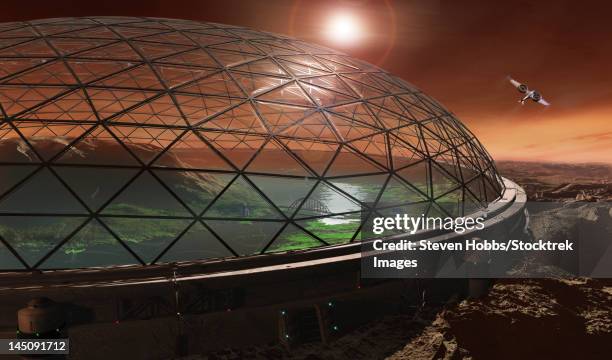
[287,198,332,215]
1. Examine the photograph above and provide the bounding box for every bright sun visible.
[326,13,362,45]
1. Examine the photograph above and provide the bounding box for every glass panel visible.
[153,170,234,214]
[296,216,360,245]
[54,166,139,212]
[158,222,233,263]
[39,219,138,269]
[266,223,322,253]
[245,140,310,176]
[153,131,233,171]
[396,160,430,196]
[328,174,387,204]
[102,217,191,264]
[256,82,314,106]
[378,176,428,207]
[204,175,282,219]
[0,168,87,214]
[295,181,362,218]
[248,175,317,216]
[175,72,245,98]
[110,94,187,126]
[205,220,283,256]
[0,216,87,267]
[103,171,191,216]
[56,126,140,166]
[0,240,24,269]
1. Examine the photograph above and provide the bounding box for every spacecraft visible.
[508,77,550,106]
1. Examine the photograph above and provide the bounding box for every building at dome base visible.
[0,17,505,271]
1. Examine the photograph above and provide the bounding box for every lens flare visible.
[326,13,362,45]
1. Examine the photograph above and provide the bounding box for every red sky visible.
[1,0,610,163]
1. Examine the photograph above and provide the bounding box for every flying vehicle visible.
[508,77,550,106]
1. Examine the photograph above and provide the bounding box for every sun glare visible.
[326,13,362,45]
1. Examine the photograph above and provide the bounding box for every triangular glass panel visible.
[315,55,360,72]
[48,38,114,56]
[248,175,317,216]
[102,217,192,264]
[347,133,388,167]
[56,126,140,166]
[0,39,56,57]
[326,146,384,177]
[185,32,237,47]
[54,166,139,212]
[14,122,92,161]
[0,167,87,214]
[87,88,159,120]
[388,133,425,169]
[295,216,360,245]
[246,140,310,176]
[205,220,284,256]
[0,125,39,163]
[154,64,212,89]
[327,102,382,129]
[0,165,38,196]
[209,40,263,55]
[300,75,357,97]
[155,48,220,68]
[136,31,195,46]
[232,58,288,77]
[18,89,97,122]
[0,58,50,80]
[204,175,283,219]
[199,102,266,134]
[0,86,68,116]
[294,181,361,218]
[61,26,118,40]
[93,64,163,89]
[208,48,261,67]
[278,139,339,176]
[0,216,87,267]
[378,176,429,207]
[198,131,266,169]
[325,111,378,141]
[434,187,463,217]
[5,60,77,85]
[231,71,290,96]
[66,59,135,84]
[256,82,314,106]
[0,240,24,269]
[158,221,233,263]
[38,24,96,37]
[113,25,166,39]
[265,223,323,253]
[369,99,414,127]
[251,39,302,55]
[175,72,244,98]
[153,170,234,214]
[340,75,387,98]
[102,171,191,216]
[254,101,313,133]
[72,42,142,61]
[328,174,387,205]
[276,55,328,71]
[396,160,431,197]
[277,59,330,77]
[39,219,139,269]
[175,94,241,125]
[396,94,436,122]
[132,41,193,61]
[279,111,338,141]
[153,131,233,170]
[110,94,186,126]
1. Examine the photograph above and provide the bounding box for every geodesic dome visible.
[0,17,503,270]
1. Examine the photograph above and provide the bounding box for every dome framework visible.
[0,17,503,270]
